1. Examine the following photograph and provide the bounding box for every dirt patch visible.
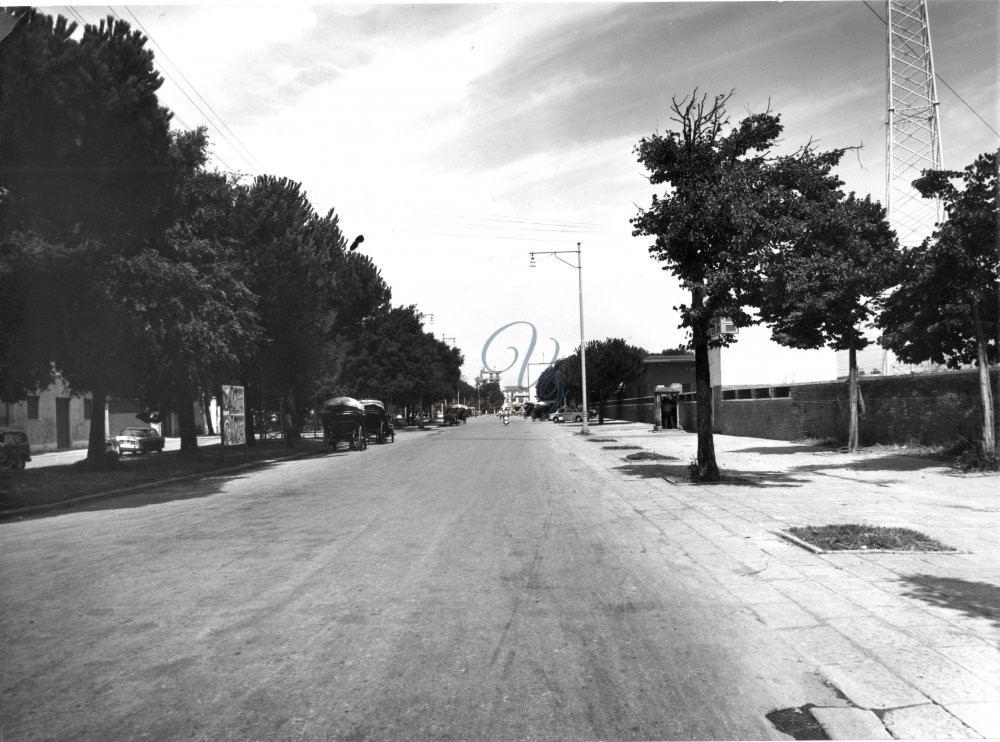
[624,451,676,461]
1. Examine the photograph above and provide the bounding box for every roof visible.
[644,354,695,364]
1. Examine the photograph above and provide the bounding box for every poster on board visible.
[221,384,245,446]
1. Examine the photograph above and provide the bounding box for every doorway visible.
[56,397,71,449]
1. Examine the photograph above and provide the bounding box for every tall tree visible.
[0,11,176,464]
[114,129,260,452]
[233,176,323,443]
[632,90,847,480]
[760,194,900,450]
[879,150,999,458]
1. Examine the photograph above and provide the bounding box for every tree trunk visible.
[244,381,256,446]
[202,391,215,436]
[847,336,859,452]
[178,391,199,453]
[970,300,996,457]
[692,290,719,481]
[86,380,108,465]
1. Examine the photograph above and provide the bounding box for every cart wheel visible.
[358,425,368,450]
[387,427,395,443]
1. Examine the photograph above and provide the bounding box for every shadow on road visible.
[1,451,352,523]
[897,574,1000,628]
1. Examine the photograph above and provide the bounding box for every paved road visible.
[1,417,844,740]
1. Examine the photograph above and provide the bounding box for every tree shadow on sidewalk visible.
[792,455,949,474]
[731,445,837,456]
[897,574,1000,627]
[611,462,806,488]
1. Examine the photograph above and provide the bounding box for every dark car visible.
[114,427,165,455]
[0,428,32,471]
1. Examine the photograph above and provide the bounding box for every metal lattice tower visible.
[886,0,944,247]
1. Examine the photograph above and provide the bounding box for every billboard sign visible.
[221,385,245,446]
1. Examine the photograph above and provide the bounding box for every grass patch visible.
[624,451,676,461]
[787,524,955,552]
[602,445,642,450]
[0,439,326,513]
[585,437,618,443]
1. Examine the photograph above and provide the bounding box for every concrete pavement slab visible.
[942,701,1000,739]
[819,660,929,709]
[810,706,892,739]
[751,602,820,629]
[565,421,1000,729]
[935,645,1000,688]
[779,626,870,666]
[881,703,981,739]
[827,616,919,648]
[871,645,1000,704]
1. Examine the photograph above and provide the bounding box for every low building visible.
[620,353,696,398]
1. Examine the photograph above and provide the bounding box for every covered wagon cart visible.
[359,399,394,444]
[320,396,368,451]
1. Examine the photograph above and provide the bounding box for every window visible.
[27,395,40,420]
[84,398,93,419]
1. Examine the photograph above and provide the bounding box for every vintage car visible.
[0,428,32,471]
[114,427,165,455]
[320,396,368,451]
[359,399,394,444]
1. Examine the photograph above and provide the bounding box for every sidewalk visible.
[562,420,1000,740]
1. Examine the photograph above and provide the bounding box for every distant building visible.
[619,354,696,398]
[475,367,501,387]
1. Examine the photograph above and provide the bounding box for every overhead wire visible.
[97,5,253,174]
[122,5,266,171]
[862,0,999,140]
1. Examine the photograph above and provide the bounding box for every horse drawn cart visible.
[320,396,368,451]
[359,399,394,444]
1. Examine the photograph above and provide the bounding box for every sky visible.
[47,1,1000,390]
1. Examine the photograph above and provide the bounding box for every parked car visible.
[0,428,32,471]
[551,406,597,423]
[114,427,165,455]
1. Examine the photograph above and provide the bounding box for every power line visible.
[63,6,87,26]
[95,5,257,174]
[122,5,266,171]
[862,0,999,140]
[66,7,233,171]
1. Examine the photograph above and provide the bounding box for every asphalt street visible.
[1,416,845,741]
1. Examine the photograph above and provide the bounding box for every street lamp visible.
[529,242,590,435]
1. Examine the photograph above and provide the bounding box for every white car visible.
[114,427,165,455]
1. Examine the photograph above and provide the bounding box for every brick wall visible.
[662,368,998,445]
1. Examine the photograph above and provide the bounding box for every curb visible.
[0,447,327,519]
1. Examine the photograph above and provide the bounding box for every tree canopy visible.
[759,193,900,450]
[632,90,849,479]
[879,149,999,458]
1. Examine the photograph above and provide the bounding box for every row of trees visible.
[534,338,648,422]
[0,10,464,464]
[631,91,998,479]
